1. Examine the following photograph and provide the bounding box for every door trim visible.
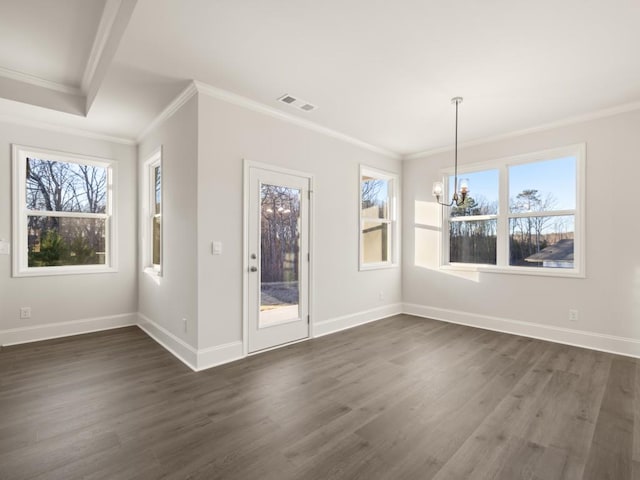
[242,159,315,356]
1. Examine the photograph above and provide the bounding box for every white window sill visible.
[144,266,162,278]
[14,265,117,277]
[359,262,399,272]
[440,263,585,279]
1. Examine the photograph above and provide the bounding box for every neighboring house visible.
[525,238,574,268]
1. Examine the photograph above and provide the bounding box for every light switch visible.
[0,240,9,255]
[212,241,222,255]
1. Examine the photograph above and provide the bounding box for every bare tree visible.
[25,158,107,266]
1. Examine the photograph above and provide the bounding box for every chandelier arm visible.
[453,98,459,203]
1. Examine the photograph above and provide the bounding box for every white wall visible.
[138,95,199,350]
[196,93,402,351]
[0,121,137,344]
[403,110,640,349]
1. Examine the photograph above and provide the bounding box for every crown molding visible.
[136,82,198,142]
[193,80,401,159]
[82,0,122,93]
[0,113,135,145]
[0,66,81,96]
[403,100,640,161]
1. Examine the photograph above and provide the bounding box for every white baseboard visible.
[196,341,244,371]
[314,303,403,337]
[136,313,243,371]
[137,313,198,370]
[403,303,640,359]
[0,313,137,347]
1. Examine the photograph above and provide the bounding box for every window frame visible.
[437,144,586,278]
[11,144,117,277]
[359,165,399,271]
[143,148,163,277]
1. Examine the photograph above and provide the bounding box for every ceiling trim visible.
[0,112,135,145]
[404,100,640,161]
[0,66,81,96]
[83,0,138,113]
[81,0,123,93]
[193,80,401,159]
[136,82,198,142]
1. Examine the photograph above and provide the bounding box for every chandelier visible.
[432,97,469,207]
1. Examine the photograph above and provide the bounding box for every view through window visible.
[360,166,397,269]
[13,145,114,275]
[443,145,583,275]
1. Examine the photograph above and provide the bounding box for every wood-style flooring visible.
[0,314,636,479]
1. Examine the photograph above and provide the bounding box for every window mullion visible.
[496,164,509,267]
[508,209,576,219]
[26,209,108,220]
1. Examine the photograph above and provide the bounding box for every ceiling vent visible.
[277,94,317,112]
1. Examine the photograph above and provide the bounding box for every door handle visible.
[249,266,258,272]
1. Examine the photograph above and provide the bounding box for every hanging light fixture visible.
[432,96,469,207]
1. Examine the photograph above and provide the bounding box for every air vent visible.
[277,94,318,113]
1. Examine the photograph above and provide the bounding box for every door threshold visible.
[248,335,310,356]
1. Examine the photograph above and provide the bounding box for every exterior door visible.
[247,166,310,353]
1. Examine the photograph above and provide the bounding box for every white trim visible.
[404,101,640,161]
[137,313,243,371]
[314,303,403,337]
[359,165,400,270]
[142,147,163,275]
[81,0,122,93]
[0,313,136,346]
[196,341,244,371]
[12,144,118,277]
[194,80,400,159]
[437,143,585,278]
[243,160,314,354]
[137,313,198,370]
[0,114,135,145]
[136,82,198,141]
[0,65,81,95]
[403,303,640,360]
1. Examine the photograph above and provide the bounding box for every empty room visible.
[1,1,639,478]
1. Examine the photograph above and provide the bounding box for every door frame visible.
[242,159,315,356]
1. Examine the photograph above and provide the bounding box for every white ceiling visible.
[0,0,105,87]
[1,0,639,155]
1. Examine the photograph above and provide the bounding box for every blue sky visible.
[448,156,576,211]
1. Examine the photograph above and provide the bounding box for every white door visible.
[247,166,310,353]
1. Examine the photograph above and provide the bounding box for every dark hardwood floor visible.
[0,314,636,479]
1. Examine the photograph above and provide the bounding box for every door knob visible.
[249,266,258,272]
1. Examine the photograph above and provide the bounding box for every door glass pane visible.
[449,219,497,264]
[509,215,575,268]
[509,156,576,212]
[260,184,301,327]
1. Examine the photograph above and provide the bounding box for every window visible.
[144,149,162,275]
[360,166,398,269]
[12,145,116,276]
[439,144,585,277]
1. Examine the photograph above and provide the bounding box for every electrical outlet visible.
[20,307,31,319]
[182,318,187,333]
[568,309,578,322]
[378,291,384,301]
